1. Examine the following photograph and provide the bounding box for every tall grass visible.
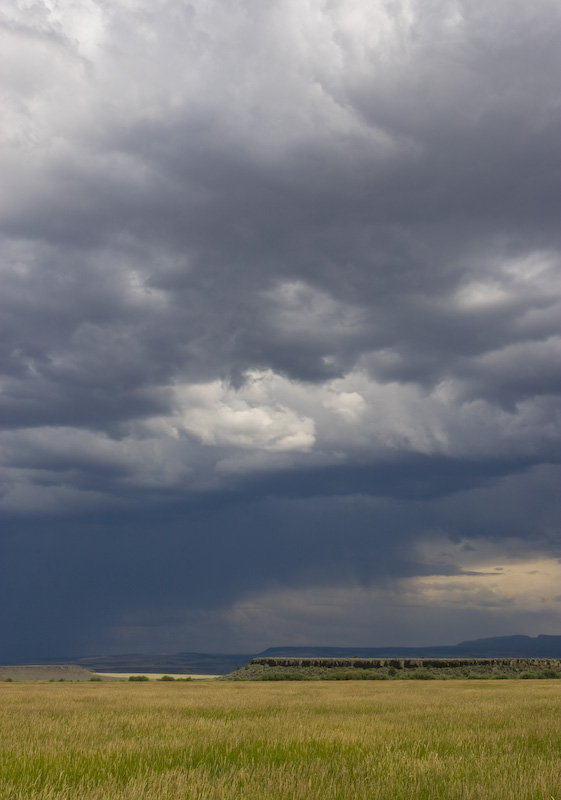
[0,681,559,799]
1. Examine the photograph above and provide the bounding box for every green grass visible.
[0,681,559,799]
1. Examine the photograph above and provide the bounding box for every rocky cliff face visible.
[251,657,561,670]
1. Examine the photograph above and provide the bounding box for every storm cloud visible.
[1,0,559,660]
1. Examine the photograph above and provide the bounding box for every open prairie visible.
[0,681,559,799]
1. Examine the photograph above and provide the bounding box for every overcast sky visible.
[1,0,560,660]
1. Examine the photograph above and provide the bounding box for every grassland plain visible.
[0,681,559,800]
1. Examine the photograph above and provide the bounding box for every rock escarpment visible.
[250,656,561,671]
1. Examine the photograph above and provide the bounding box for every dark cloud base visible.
[1,457,558,661]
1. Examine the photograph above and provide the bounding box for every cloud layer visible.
[1,0,559,658]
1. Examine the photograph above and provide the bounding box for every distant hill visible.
[74,652,253,675]
[258,635,561,660]
[72,635,561,673]
[3,635,558,673]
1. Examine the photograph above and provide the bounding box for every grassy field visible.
[0,681,559,799]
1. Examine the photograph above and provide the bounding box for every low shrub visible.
[520,669,561,679]
[128,675,150,682]
[540,668,560,679]
[408,670,436,680]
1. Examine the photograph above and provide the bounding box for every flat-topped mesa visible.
[250,657,561,670]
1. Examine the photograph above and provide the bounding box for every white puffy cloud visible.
[172,376,316,453]
[2,359,559,513]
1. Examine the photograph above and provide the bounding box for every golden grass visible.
[0,680,559,799]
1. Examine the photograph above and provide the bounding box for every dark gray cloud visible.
[1,0,559,659]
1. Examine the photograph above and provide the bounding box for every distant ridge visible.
[73,652,253,675]
[3,635,558,673]
[257,635,561,660]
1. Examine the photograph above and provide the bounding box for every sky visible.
[1,0,560,661]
